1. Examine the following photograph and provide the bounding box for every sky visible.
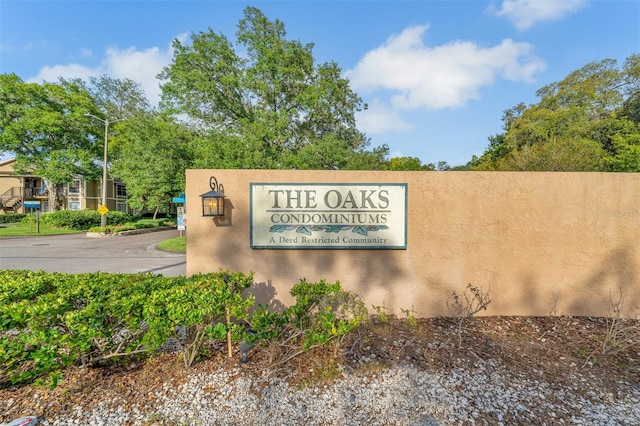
[1,0,638,166]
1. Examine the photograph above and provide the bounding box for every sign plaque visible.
[250,183,407,249]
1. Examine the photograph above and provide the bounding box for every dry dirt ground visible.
[1,315,639,423]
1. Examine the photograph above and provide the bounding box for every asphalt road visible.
[0,229,186,276]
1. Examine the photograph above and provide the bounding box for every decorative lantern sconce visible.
[200,176,226,217]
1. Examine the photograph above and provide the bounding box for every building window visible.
[38,180,47,196]
[116,202,128,213]
[116,183,127,197]
[69,202,81,211]
[68,179,80,194]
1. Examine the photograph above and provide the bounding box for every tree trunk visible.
[43,178,60,211]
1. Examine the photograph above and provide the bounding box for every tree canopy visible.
[470,54,640,172]
[159,6,379,170]
[110,112,193,217]
[0,74,100,209]
[0,74,156,210]
[2,8,637,217]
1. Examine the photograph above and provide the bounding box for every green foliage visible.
[86,220,164,233]
[400,308,418,329]
[0,74,102,210]
[159,6,382,170]
[470,54,640,171]
[497,137,606,171]
[143,271,255,367]
[0,74,151,211]
[39,209,134,230]
[0,214,25,224]
[343,144,390,171]
[603,131,640,172]
[0,270,256,386]
[0,270,369,388]
[387,156,436,171]
[86,75,150,121]
[110,112,192,214]
[250,279,368,352]
[371,304,390,324]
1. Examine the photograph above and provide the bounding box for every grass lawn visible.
[157,235,186,252]
[0,221,82,237]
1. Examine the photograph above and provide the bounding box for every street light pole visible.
[85,113,119,228]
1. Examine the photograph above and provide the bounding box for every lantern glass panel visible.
[201,193,225,216]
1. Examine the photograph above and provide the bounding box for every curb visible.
[85,225,176,238]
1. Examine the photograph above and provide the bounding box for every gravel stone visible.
[28,362,640,426]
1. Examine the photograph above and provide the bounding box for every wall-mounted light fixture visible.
[200,176,226,217]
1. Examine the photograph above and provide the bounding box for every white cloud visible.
[488,0,586,30]
[389,149,404,159]
[33,63,95,83]
[28,38,180,106]
[347,24,546,111]
[103,45,173,104]
[356,98,413,135]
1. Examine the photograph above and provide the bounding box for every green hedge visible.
[0,270,366,388]
[0,214,26,224]
[36,209,136,230]
[87,219,167,233]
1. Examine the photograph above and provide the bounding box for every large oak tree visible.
[158,6,379,170]
[471,54,640,172]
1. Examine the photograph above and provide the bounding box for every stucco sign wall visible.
[250,183,407,249]
[186,169,640,318]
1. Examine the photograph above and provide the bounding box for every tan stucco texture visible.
[186,170,640,318]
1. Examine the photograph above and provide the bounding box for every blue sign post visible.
[173,193,186,236]
[23,201,41,233]
[172,193,185,204]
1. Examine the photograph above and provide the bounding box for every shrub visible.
[143,271,255,367]
[0,214,26,224]
[87,224,135,233]
[0,271,182,386]
[0,270,257,386]
[39,210,97,229]
[0,270,368,388]
[249,279,368,365]
[87,222,160,233]
[39,209,136,230]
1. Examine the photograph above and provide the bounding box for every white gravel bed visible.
[35,359,640,426]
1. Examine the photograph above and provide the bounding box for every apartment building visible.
[0,158,128,214]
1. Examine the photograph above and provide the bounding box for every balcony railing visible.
[25,187,49,198]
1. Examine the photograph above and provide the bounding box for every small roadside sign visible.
[97,205,109,215]
[24,201,41,233]
[177,207,186,231]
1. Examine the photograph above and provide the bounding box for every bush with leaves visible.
[143,271,255,367]
[1,270,368,388]
[0,214,26,224]
[0,271,179,386]
[249,279,368,366]
[38,209,136,229]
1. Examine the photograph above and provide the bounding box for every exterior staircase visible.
[1,187,23,213]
